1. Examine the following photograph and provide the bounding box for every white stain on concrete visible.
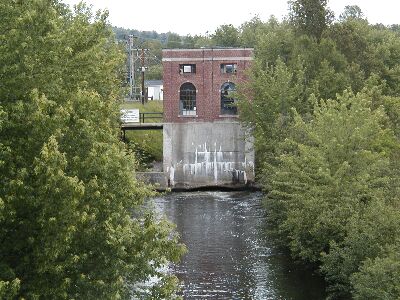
[179,142,254,185]
[169,166,175,186]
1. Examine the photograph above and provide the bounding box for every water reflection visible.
[154,191,326,300]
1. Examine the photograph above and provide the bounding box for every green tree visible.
[268,90,394,254]
[193,34,215,48]
[142,39,163,62]
[146,64,163,80]
[212,24,240,47]
[262,89,400,296]
[322,201,400,298]
[252,20,353,99]
[238,4,400,298]
[166,32,182,48]
[254,21,296,64]
[183,34,196,48]
[351,244,400,300]
[339,5,364,21]
[288,0,334,40]
[240,16,262,47]
[0,1,184,299]
[238,57,307,175]
[327,19,400,96]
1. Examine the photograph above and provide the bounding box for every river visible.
[154,191,326,300]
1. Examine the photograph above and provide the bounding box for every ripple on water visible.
[154,191,326,300]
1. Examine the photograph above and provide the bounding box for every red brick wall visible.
[162,48,253,123]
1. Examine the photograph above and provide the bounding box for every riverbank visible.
[136,171,261,191]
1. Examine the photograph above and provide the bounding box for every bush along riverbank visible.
[0,3,184,299]
[238,1,400,298]
[262,90,400,299]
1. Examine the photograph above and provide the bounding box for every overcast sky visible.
[62,0,399,35]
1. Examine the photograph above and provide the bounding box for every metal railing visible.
[139,112,163,123]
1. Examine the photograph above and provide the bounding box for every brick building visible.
[162,48,255,188]
[162,48,253,121]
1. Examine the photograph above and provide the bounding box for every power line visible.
[126,35,157,101]
[141,48,146,104]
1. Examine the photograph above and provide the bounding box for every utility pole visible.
[141,48,146,104]
[127,36,149,102]
[128,35,135,99]
[127,35,144,100]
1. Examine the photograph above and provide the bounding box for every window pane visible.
[180,83,196,115]
[180,64,196,74]
[221,82,237,115]
[221,63,237,74]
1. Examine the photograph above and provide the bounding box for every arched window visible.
[180,82,196,115]
[221,82,237,115]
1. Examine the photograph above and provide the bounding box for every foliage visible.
[351,244,400,300]
[146,65,163,81]
[142,39,163,62]
[240,16,268,48]
[239,10,400,297]
[182,35,196,48]
[266,90,398,255]
[327,19,400,96]
[238,57,307,174]
[112,26,169,45]
[166,33,183,48]
[339,5,364,21]
[321,200,400,298]
[193,34,215,48]
[0,1,185,299]
[212,24,240,47]
[288,0,334,40]
[256,89,400,298]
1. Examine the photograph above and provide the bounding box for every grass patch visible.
[120,100,163,170]
[120,100,163,113]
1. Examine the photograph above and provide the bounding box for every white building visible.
[145,80,163,100]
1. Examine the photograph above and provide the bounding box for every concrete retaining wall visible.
[136,172,167,190]
[163,121,254,189]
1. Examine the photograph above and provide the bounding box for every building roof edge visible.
[162,48,254,52]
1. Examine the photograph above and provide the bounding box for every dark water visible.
[154,191,326,300]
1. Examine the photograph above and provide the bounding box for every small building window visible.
[221,82,237,115]
[179,64,196,74]
[180,82,196,115]
[221,63,237,74]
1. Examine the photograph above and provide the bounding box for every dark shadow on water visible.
[170,184,262,192]
[264,248,327,300]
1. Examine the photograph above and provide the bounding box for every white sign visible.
[120,109,139,123]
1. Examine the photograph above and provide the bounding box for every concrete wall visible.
[163,121,254,189]
[136,172,167,190]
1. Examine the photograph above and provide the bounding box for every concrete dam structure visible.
[163,121,254,189]
[162,48,255,189]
